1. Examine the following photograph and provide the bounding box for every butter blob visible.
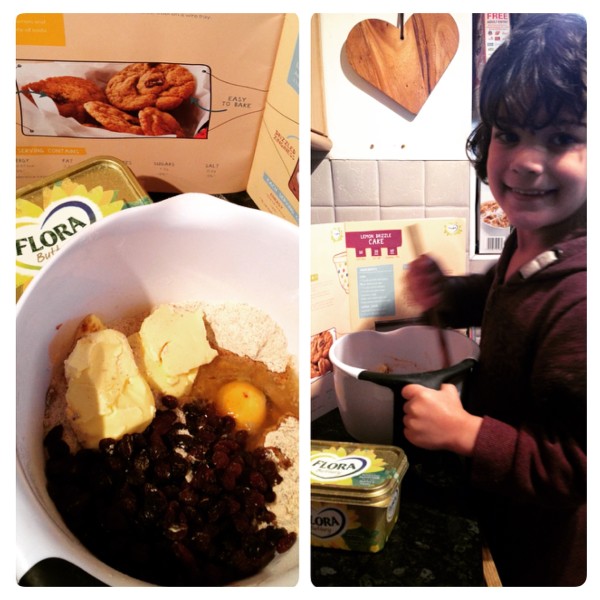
[215,381,267,433]
[65,328,156,448]
[131,304,218,398]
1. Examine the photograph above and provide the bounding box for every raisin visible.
[171,454,189,481]
[153,458,172,482]
[118,486,138,515]
[133,450,150,473]
[190,530,211,553]
[221,415,237,433]
[99,437,117,456]
[117,434,135,459]
[44,425,70,459]
[168,433,195,451]
[220,472,236,491]
[152,410,178,435]
[161,395,178,409]
[212,450,229,469]
[178,487,199,506]
[248,470,268,492]
[276,531,297,554]
[148,440,168,461]
[44,400,295,586]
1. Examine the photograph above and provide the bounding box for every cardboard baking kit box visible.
[310,218,467,419]
[16,13,299,224]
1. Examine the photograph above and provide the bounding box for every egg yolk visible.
[215,381,267,433]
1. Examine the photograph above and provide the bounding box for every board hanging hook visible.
[398,13,404,40]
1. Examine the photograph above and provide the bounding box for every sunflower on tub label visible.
[15,156,151,301]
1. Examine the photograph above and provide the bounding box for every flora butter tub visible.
[310,440,408,553]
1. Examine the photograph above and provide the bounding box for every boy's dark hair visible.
[467,13,587,182]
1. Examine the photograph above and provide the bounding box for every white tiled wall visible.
[311,158,471,224]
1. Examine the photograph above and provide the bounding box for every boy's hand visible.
[401,383,483,456]
[406,254,447,312]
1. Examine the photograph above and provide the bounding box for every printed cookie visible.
[21,76,106,123]
[83,101,143,135]
[139,107,186,137]
[106,62,196,112]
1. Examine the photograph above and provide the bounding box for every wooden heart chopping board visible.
[345,14,459,114]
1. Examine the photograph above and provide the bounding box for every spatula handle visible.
[407,224,452,368]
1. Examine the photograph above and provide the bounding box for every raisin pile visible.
[44,399,296,586]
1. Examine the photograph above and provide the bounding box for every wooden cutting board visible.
[345,14,459,115]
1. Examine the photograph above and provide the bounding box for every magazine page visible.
[246,14,299,224]
[16,13,286,195]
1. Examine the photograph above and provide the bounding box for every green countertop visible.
[311,409,486,587]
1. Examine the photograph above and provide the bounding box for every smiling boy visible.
[403,14,587,586]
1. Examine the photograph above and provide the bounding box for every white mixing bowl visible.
[329,326,479,446]
[16,193,299,586]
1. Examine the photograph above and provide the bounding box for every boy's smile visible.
[487,117,586,237]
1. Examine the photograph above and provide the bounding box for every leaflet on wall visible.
[16,13,299,224]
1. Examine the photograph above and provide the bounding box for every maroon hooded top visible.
[438,214,586,586]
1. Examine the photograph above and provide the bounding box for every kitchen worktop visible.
[311,409,486,587]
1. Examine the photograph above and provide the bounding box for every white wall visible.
[319,13,473,161]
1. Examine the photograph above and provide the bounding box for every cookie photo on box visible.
[16,61,211,139]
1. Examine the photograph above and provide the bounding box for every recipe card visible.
[344,218,467,330]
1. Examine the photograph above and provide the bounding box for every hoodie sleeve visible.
[470,277,587,510]
[435,266,497,329]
